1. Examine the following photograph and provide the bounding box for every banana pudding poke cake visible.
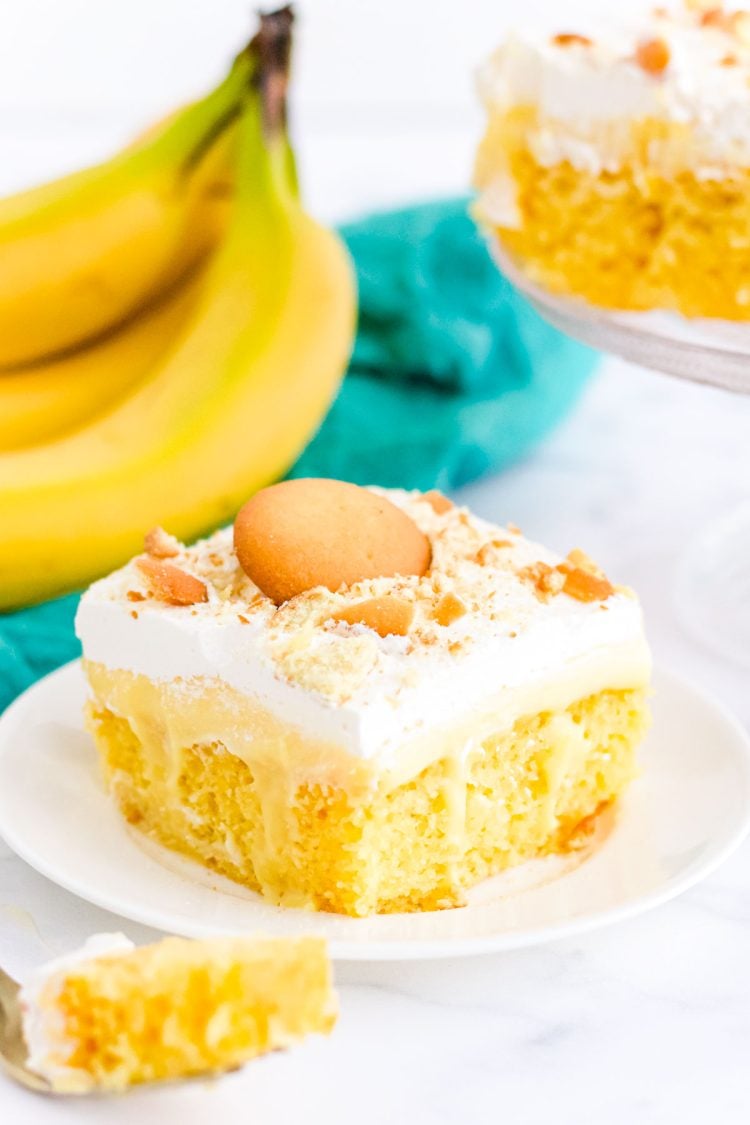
[474,2,750,319]
[20,932,336,1092]
[76,478,651,917]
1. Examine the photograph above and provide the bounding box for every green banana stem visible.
[181,7,297,196]
[126,38,257,180]
[230,91,292,219]
[247,6,299,199]
[183,3,294,182]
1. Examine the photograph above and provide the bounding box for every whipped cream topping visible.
[21,933,134,1085]
[75,489,650,766]
[477,6,750,187]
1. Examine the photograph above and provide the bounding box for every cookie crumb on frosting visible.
[101,486,628,704]
[136,557,208,607]
[144,526,182,559]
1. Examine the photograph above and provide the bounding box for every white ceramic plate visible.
[0,661,748,960]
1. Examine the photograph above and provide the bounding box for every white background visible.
[2,2,750,1123]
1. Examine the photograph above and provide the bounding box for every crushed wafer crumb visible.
[102,487,634,704]
[636,36,670,74]
[565,548,606,578]
[518,561,567,602]
[474,539,513,566]
[519,547,614,605]
[422,490,454,515]
[136,557,209,607]
[432,592,467,627]
[557,565,614,603]
[274,632,379,698]
[731,10,750,43]
[699,8,728,29]
[332,596,415,638]
[552,32,593,47]
[144,526,181,559]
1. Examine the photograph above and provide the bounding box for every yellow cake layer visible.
[476,107,750,319]
[37,935,336,1092]
[84,662,649,917]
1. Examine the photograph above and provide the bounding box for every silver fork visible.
[0,966,53,1094]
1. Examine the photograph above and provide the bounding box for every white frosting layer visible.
[477,8,750,183]
[75,491,650,767]
[21,933,134,1084]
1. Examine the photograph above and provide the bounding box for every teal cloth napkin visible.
[294,198,596,488]
[0,197,597,712]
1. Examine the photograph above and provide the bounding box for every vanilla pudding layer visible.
[475,8,750,318]
[86,664,648,916]
[77,487,651,916]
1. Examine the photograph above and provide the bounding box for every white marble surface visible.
[2,0,750,1121]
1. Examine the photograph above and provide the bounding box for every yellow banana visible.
[0,122,235,452]
[0,11,356,609]
[0,51,250,368]
[0,269,207,450]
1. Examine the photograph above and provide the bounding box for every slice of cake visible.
[474,2,750,318]
[20,932,336,1092]
[76,478,651,917]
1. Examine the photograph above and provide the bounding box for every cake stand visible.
[494,244,750,668]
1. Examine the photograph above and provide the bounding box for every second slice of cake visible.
[76,479,651,916]
[474,3,750,319]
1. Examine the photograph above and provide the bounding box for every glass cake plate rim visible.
[492,241,750,395]
[0,660,748,961]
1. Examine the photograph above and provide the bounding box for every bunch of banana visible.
[0,7,356,609]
